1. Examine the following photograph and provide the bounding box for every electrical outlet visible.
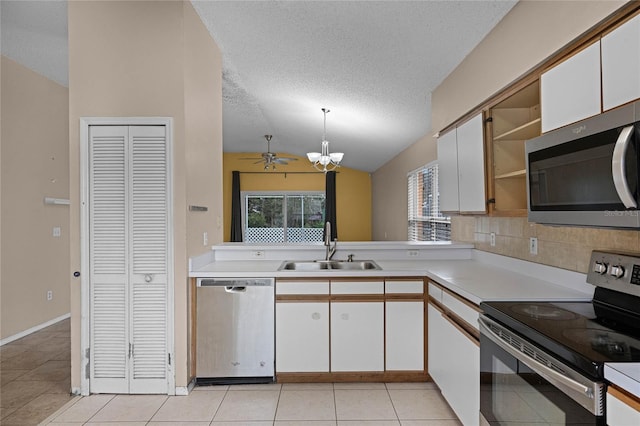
[53,227,61,237]
[530,237,538,255]
[47,290,53,301]
[407,250,419,257]
[252,251,265,258]
[203,232,208,246]
[490,232,496,247]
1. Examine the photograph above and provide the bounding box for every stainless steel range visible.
[479,250,640,425]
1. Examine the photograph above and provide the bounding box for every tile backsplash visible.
[451,216,640,273]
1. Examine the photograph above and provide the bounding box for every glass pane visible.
[286,195,325,243]
[247,196,283,228]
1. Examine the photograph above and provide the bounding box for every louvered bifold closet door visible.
[89,125,169,395]
[89,126,130,393]
[128,125,169,393]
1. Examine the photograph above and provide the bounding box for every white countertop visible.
[190,244,639,396]
[190,256,593,304]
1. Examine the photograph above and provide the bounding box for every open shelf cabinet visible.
[486,81,540,216]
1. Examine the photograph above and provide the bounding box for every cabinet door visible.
[456,113,486,213]
[386,301,424,371]
[275,302,329,372]
[428,303,479,426]
[331,302,384,372]
[541,42,601,132]
[602,14,640,111]
[437,128,459,212]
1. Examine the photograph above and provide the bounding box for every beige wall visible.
[1,56,70,339]
[372,1,630,272]
[223,153,372,242]
[372,133,436,241]
[68,0,222,391]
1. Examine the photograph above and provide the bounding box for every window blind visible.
[408,163,451,241]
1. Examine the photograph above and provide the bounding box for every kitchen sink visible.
[278,260,381,271]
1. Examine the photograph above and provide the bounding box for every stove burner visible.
[509,304,580,320]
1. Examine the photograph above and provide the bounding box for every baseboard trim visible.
[0,313,71,346]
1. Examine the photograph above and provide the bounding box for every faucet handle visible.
[348,254,354,262]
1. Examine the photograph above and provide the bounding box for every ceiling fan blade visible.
[277,157,298,161]
[239,157,262,160]
[273,159,289,164]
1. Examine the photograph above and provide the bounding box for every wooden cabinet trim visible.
[276,295,330,302]
[609,385,640,411]
[429,280,481,313]
[438,2,640,137]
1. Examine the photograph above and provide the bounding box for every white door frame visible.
[79,117,175,395]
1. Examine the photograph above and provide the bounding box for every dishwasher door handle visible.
[225,286,247,293]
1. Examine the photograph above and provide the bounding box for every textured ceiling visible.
[1,0,518,172]
[191,0,517,171]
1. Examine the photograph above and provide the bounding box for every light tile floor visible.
[43,382,462,425]
[2,318,463,426]
[0,318,73,425]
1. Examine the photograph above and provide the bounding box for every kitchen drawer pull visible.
[440,310,479,347]
[225,286,246,293]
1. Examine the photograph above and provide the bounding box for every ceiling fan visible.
[240,135,298,170]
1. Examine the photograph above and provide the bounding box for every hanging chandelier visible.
[306,108,344,173]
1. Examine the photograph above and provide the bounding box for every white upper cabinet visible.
[437,128,459,212]
[456,113,486,213]
[602,13,640,111]
[541,41,602,132]
[437,113,486,214]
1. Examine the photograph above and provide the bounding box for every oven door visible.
[479,316,605,425]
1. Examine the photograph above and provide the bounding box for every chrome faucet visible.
[324,221,337,261]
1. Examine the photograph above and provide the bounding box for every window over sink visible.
[242,191,325,242]
[408,163,451,241]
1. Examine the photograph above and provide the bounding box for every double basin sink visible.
[278,260,382,271]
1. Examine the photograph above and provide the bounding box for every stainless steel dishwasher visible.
[196,278,275,384]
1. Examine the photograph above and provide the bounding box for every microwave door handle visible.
[612,125,637,208]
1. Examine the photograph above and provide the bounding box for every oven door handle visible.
[612,125,637,209]
[479,317,601,412]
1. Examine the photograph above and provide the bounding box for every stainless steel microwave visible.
[526,100,640,228]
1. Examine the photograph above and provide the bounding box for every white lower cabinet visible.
[331,302,384,372]
[275,302,329,372]
[428,302,479,426]
[386,301,424,370]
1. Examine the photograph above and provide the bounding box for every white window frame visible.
[408,162,451,242]
[241,191,325,242]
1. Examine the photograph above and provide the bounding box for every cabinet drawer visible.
[276,280,329,295]
[385,280,424,294]
[331,280,384,295]
[428,282,443,302]
[441,291,480,331]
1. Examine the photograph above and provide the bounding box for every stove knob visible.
[593,261,608,274]
[610,265,625,278]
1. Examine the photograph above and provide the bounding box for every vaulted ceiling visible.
[1,0,518,172]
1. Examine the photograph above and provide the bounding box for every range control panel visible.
[588,251,640,297]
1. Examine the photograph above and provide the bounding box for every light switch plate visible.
[530,237,538,255]
[53,227,61,237]
[490,232,496,247]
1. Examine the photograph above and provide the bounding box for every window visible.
[243,192,325,242]
[408,163,451,241]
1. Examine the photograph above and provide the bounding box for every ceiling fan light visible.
[307,152,321,162]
